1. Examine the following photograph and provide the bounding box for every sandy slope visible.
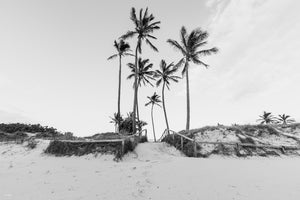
[1,140,300,200]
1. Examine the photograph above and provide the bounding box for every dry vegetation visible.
[163,124,300,157]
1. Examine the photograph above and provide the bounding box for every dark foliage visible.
[45,137,139,159]
[162,124,299,158]
[0,131,28,142]
[139,135,148,143]
[162,134,195,157]
[45,140,121,157]
[85,132,122,140]
[119,113,147,134]
[26,139,38,149]
[0,123,61,137]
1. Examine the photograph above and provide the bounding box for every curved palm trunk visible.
[117,55,122,133]
[136,86,140,121]
[136,86,140,131]
[151,104,156,142]
[132,44,139,134]
[185,63,190,131]
[162,82,170,133]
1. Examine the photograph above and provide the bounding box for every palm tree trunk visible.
[132,43,139,134]
[151,104,156,142]
[117,55,122,133]
[162,82,170,132]
[136,86,140,131]
[186,62,190,131]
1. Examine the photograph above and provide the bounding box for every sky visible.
[0,0,299,138]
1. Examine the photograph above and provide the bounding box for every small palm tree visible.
[167,26,218,131]
[121,7,160,134]
[109,113,123,133]
[155,60,180,132]
[145,92,161,142]
[257,111,276,124]
[108,40,133,131]
[276,114,295,125]
[128,58,156,121]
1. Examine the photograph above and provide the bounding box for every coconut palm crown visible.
[276,114,295,125]
[145,92,161,142]
[127,58,156,87]
[121,7,161,53]
[107,40,133,60]
[257,111,276,124]
[155,60,181,89]
[167,26,218,131]
[145,92,162,107]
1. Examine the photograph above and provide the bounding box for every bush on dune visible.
[0,123,63,140]
[45,136,139,159]
[163,124,300,158]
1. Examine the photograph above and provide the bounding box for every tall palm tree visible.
[257,111,276,124]
[121,7,160,134]
[276,114,295,125]
[155,60,180,132]
[167,26,218,131]
[107,40,133,132]
[145,92,161,142]
[128,58,156,122]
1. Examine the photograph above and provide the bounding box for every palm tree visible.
[145,92,161,142]
[121,7,160,134]
[257,111,276,124]
[109,113,123,133]
[107,40,133,132]
[128,58,156,122]
[276,114,295,125]
[155,60,180,132]
[167,26,218,131]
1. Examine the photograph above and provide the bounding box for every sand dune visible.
[1,141,300,200]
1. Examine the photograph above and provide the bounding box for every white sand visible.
[1,140,300,200]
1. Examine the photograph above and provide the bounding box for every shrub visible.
[0,123,63,138]
[44,137,139,159]
[119,113,147,134]
[139,135,148,143]
[63,132,75,140]
[27,139,38,149]
[0,131,28,142]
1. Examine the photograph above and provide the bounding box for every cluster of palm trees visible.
[257,111,296,125]
[108,7,218,139]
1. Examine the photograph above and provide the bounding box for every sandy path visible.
[1,141,300,200]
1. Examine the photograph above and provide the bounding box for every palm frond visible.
[130,7,138,27]
[127,74,135,80]
[123,53,134,57]
[167,39,186,55]
[174,58,185,69]
[137,39,142,54]
[156,78,162,87]
[180,26,188,48]
[182,61,189,75]
[145,39,158,52]
[121,31,137,40]
[107,54,118,60]
[196,47,219,56]
[192,57,209,68]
